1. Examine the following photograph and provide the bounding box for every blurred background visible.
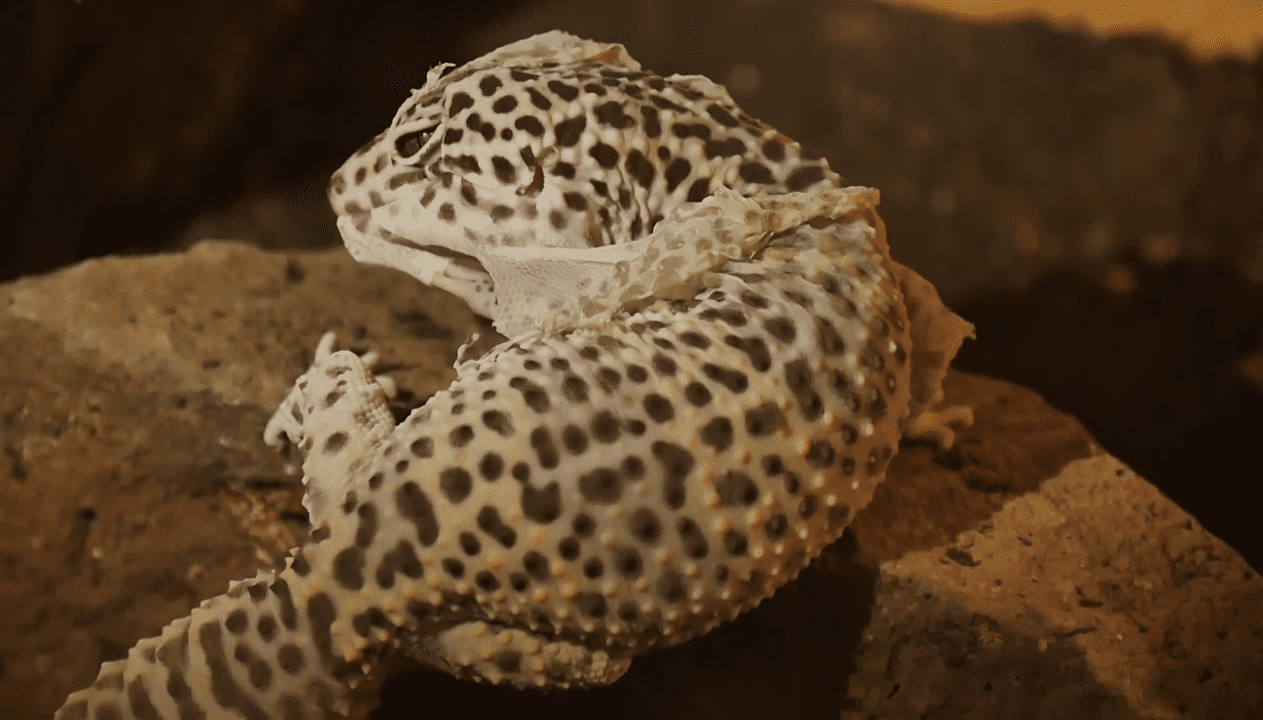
[2,0,1261,573]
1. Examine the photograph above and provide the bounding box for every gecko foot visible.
[409,621,632,689]
[264,331,397,525]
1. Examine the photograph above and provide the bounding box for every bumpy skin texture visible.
[57,31,973,720]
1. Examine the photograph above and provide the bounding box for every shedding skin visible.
[56,31,974,719]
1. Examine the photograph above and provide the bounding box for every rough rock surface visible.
[2,242,1259,719]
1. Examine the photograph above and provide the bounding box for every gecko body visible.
[57,31,973,719]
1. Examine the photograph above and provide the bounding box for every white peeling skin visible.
[57,29,974,719]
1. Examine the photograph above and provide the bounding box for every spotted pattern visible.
[58,31,975,719]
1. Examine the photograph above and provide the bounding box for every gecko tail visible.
[55,568,367,720]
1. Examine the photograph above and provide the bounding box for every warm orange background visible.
[890,1,1263,59]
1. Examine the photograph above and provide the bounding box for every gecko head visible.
[327,31,839,266]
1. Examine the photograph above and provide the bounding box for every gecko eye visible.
[395,128,435,159]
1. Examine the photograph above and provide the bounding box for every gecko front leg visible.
[264,332,397,526]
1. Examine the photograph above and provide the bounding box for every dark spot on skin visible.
[724,334,772,371]
[806,440,834,468]
[257,615,276,641]
[579,468,621,503]
[671,122,711,140]
[686,178,711,202]
[523,550,550,580]
[626,149,655,188]
[652,353,676,376]
[715,471,758,506]
[450,92,474,114]
[629,507,662,543]
[277,645,305,674]
[649,94,686,112]
[680,331,710,349]
[786,164,827,191]
[442,558,464,578]
[703,137,746,158]
[438,203,456,222]
[460,181,478,206]
[289,547,311,576]
[526,87,551,109]
[724,531,748,555]
[745,402,784,436]
[563,192,588,211]
[582,557,604,578]
[591,411,621,442]
[611,546,642,579]
[522,481,561,523]
[559,537,580,560]
[798,495,817,518]
[482,410,514,437]
[657,570,686,602]
[684,382,712,406]
[512,463,530,482]
[702,363,748,393]
[553,161,576,178]
[664,158,691,192]
[589,143,618,168]
[479,452,504,481]
[475,571,500,591]
[443,128,465,144]
[515,115,544,136]
[476,505,517,548]
[555,116,587,146]
[595,100,634,128]
[459,532,481,555]
[677,517,709,559]
[323,432,348,454]
[333,546,365,590]
[449,424,474,447]
[762,139,786,161]
[818,320,846,355]
[411,437,434,458]
[529,427,560,469]
[225,610,248,634]
[576,592,607,618]
[548,80,579,101]
[706,103,740,127]
[565,514,593,540]
[376,540,423,588]
[699,417,734,450]
[492,95,518,113]
[479,75,502,96]
[643,393,674,423]
[562,424,589,454]
[785,359,823,420]
[491,156,517,184]
[652,441,693,508]
[640,105,661,137]
[738,162,775,184]
[397,482,439,545]
[589,179,607,196]
[439,468,472,503]
[509,377,550,413]
[454,155,480,173]
[355,504,378,548]
[765,317,796,342]
[549,209,567,230]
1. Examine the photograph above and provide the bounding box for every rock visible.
[1,241,1258,720]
